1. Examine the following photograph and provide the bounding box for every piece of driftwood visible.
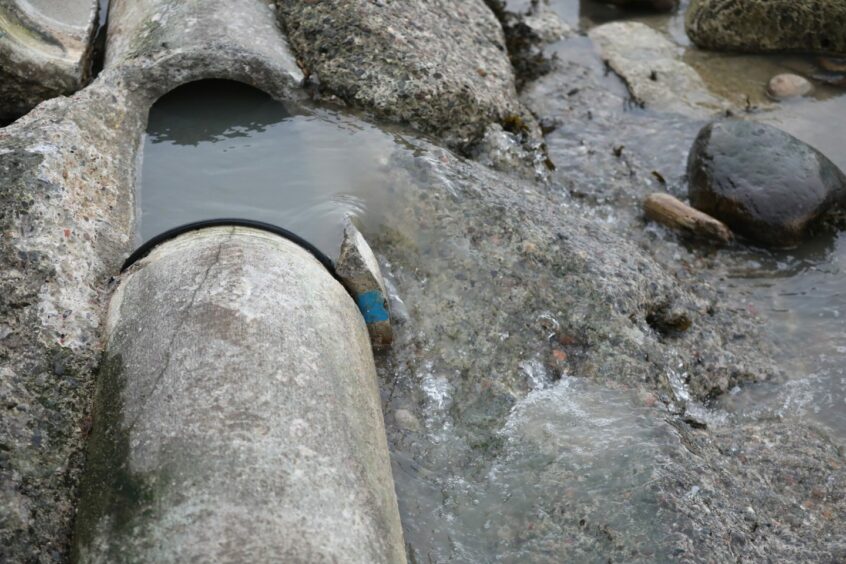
[644,192,734,244]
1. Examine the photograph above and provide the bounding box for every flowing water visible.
[137,4,846,559]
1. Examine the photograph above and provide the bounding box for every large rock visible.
[687,120,846,247]
[589,22,730,118]
[686,0,846,55]
[0,0,98,123]
[0,0,302,560]
[276,0,540,153]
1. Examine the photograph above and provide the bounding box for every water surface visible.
[140,80,400,258]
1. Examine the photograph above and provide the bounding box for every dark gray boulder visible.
[687,120,846,247]
[686,0,846,55]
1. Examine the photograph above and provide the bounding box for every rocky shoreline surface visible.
[1,0,844,562]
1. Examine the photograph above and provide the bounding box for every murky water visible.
[139,80,401,258]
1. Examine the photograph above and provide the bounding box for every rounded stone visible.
[687,120,846,247]
[767,73,813,99]
[394,408,423,432]
[686,0,846,55]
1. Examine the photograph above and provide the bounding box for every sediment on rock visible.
[0,0,303,560]
[374,140,779,416]
[0,0,99,122]
[482,0,569,88]
[660,419,846,561]
[275,0,541,158]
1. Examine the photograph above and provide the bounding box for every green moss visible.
[72,354,155,562]
[501,113,528,135]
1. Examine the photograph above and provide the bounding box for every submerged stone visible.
[686,0,846,55]
[687,120,846,247]
[767,73,814,100]
[589,22,730,117]
[0,0,98,122]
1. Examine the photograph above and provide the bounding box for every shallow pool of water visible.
[139,80,402,259]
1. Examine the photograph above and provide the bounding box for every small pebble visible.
[766,73,813,100]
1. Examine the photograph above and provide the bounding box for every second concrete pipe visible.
[73,226,406,563]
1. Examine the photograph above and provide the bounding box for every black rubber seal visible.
[121,218,338,279]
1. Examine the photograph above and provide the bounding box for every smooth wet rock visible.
[0,0,98,122]
[276,0,540,154]
[589,22,730,117]
[687,0,846,55]
[687,120,846,247]
[767,73,814,100]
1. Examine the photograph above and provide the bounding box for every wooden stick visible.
[644,193,734,245]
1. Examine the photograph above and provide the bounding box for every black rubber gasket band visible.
[121,218,338,280]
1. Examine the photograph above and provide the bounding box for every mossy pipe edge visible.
[74,226,407,563]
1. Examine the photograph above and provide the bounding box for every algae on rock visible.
[687,0,846,55]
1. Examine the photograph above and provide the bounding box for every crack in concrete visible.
[126,232,229,432]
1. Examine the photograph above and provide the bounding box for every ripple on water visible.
[395,377,684,562]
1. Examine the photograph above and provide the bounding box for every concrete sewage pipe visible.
[72,222,406,563]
